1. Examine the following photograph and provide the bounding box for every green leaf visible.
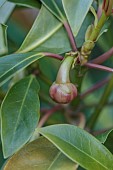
[0,141,5,169]
[0,24,7,55]
[97,129,113,154]
[104,130,113,154]
[38,124,113,170]
[8,0,41,9]
[40,0,66,22]
[3,137,77,170]
[0,52,44,87]
[62,0,93,36]
[76,13,93,47]
[0,1,15,23]
[18,6,71,54]
[96,129,113,143]
[0,0,6,8]
[1,76,40,158]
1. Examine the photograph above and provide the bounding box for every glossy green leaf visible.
[0,141,5,169]
[104,130,113,154]
[0,0,6,8]
[1,76,40,158]
[76,13,93,47]
[0,2,15,23]
[18,6,71,54]
[96,129,113,143]
[40,0,66,22]
[62,0,93,36]
[0,24,7,55]
[3,137,77,170]
[38,124,113,170]
[0,52,44,87]
[8,0,41,9]
[97,129,113,154]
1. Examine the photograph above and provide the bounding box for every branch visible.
[43,52,63,60]
[80,77,110,99]
[63,22,77,52]
[90,47,113,64]
[38,105,62,127]
[86,75,113,129]
[85,62,113,73]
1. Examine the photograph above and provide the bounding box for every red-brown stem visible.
[102,0,106,10]
[85,62,113,73]
[38,105,62,127]
[90,47,113,64]
[43,52,63,60]
[80,77,110,99]
[103,0,113,16]
[63,22,77,52]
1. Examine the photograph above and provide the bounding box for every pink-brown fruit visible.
[49,82,77,104]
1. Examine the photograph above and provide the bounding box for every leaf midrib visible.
[39,132,110,170]
[11,76,34,141]
[47,151,61,170]
[19,7,63,53]
[0,53,42,79]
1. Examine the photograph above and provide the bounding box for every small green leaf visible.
[1,76,40,158]
[8,0,41,9]
[38,124,113,170]
[3,137,77,170]
[62,0,93,36]
[0,52,44,87]
[0,1,15,23]
[90,6,98,27]
[96,129,113,143]
[0,24,7,55]
[18,6,71,54]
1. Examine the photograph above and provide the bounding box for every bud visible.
[49,52,78,104]
[50,82,77,104]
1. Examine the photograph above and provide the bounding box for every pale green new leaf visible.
[0,24,8,55]
[18,6,71,54]
[0,52,44,87]
[38,124,113,170]
[62,0,93,36]
[1,76,40,158]
[3,137,77,170]
[8,0,41,9]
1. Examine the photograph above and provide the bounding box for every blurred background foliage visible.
[0,0,113,169]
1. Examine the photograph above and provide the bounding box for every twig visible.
[80,77,110,98]
[38,105,62,127]
[86,75,113,129]
[85,62,113,73]
[63,22,77,52]
[90,47,113,64]
[43,52,63,60]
